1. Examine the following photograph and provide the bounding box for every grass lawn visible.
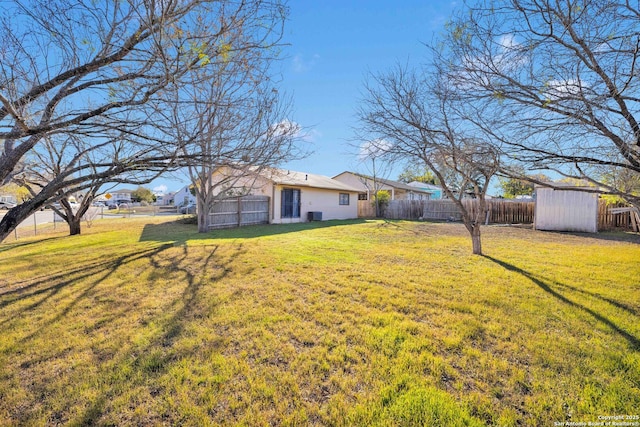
[0,217,638,426]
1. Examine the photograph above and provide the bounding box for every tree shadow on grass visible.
[3,239,244,425]
[483,255,640,351]
[138,218,368,244]
[537,229,640,244]
[553,281,639,317]
[0,235,69,253]
[12,244,175,341]
[70,242,243,425]
[0,244,172,311]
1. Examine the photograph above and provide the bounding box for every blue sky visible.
[153,1,459,193]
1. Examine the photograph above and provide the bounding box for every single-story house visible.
[534,183,600,233]
[332,171,434,201]
[212,167,360,223]
[107,189,133,205]
[173,186,196,207]
[407,181,445,200]
[154,191,176,206]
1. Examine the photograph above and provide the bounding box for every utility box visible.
[307,211,322,221]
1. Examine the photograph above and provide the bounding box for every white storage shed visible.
[534,184,600,233]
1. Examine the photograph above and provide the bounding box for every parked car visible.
[0,201,16,210]
[48,201,79,210]
[179,204,196,214]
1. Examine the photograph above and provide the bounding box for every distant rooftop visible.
[334,171,435,194]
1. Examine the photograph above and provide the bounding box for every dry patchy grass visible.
[0,217,638,426]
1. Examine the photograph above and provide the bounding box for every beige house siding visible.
[210,167,359,224]
[269,185,358,224]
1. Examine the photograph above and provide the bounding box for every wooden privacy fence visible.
[208,195,270,229]
[357,200,376,218]
[598,201,639,231]
[383,198,637,231]
[385,200,431,220]
[386,199,535,224]
[421,200,464,221]
[480,200,535,224]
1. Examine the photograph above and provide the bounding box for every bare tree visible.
[12,132,171,236]
[357,65,499,255]
[440,0,640,207]
[159,22,301,233]
[0,0,289,241]
[169,81,300,232]
[357,140,395,217]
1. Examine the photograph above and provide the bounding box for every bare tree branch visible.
[440,0,640,207]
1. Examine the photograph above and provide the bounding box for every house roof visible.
[333,171,434,194]
[407,181,442,192]
[264,168,360,192]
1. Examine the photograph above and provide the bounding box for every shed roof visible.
[407,181,442,192]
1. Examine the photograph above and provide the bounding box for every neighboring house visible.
[109,189,133,204]
[407,181,445,200]
[534,183,600,233]
[174,186,196,207]
[154,191,176,206]
[0,194,17,204]
[332,171,433,201]
[212,167,360,223]
[93,194,108,204]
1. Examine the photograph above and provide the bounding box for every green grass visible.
[0,217,638,426]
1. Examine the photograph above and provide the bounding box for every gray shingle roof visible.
[264,168,361,192]
[334,171,434,194]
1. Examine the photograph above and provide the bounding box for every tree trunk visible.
[197,212,208,233]
[470,224,482,256]
[459,201,484,256]
[61,199,92,237]
[197,198,209,233]
[0,206,26,242]
[68,218,82,236]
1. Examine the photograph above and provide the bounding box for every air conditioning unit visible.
[307,211,322,221]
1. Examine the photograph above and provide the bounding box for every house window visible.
[339,193,350,205]
[358,193,368,201]
[281,188,301,218]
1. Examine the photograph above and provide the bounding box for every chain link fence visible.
[3,204,186,242]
